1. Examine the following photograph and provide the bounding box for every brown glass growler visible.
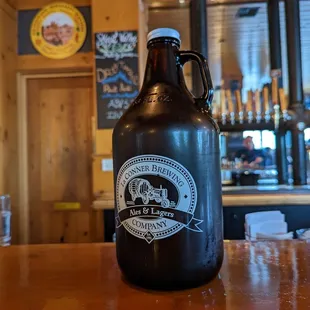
[113,28,223,290]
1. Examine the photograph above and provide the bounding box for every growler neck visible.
[142,42,181,87]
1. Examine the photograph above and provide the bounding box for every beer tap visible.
[211,90,219,120]
[212,101,219,121]
[263,87,271,122]
[214,90,222,121]
[221,89,227,124]
[235,89,243,124]
[279,88,289,121]
[254,89,262,123]
[226,90,235,125]
[272,77,280,130]
[246,90,253,123]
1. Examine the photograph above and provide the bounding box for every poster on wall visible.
[30,2,87,59]
[95,31,139,129]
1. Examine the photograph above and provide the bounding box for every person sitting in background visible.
[263,147,274,167]
[235,136,264,168]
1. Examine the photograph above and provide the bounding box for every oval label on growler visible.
[115,155,203,243]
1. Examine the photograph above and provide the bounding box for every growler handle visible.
[178,51,214,110]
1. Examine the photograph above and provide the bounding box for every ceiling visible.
[147,1,310,99]
[146,0,270,9]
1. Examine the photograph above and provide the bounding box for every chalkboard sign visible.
[95,31,139,129]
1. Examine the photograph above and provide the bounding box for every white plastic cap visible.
[147,28,181,44]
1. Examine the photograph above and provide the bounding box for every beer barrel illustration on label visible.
[115,155,203,243]
[128,178,170,208]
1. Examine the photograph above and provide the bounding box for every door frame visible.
[17,72,93,244]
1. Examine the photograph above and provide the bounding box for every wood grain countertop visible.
[0,241,309,309]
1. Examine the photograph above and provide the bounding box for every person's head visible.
[243,136,254,150]
[264,147,271,154]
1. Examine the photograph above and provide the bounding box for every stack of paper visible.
[245,211,293,240]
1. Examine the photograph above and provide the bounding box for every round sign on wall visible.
[30,2,87,59]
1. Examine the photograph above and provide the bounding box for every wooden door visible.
[27,76,93,244]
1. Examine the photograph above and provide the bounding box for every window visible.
[243,130,276,149]
[305,128,310,141]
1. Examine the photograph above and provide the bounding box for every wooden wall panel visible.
[17,53,93,74]
[0,1,18,243]
[16,0,90,10]
[92,0,139,33]
[92,156,114,196]
[91,0,147,198]
[0,0,15,14]
[95,131,112,155]
[138,1,148,86]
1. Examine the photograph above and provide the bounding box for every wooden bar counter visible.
[92,186,310,241]
[0,241,309,309]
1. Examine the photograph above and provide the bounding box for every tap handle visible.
[263,87,269,113]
